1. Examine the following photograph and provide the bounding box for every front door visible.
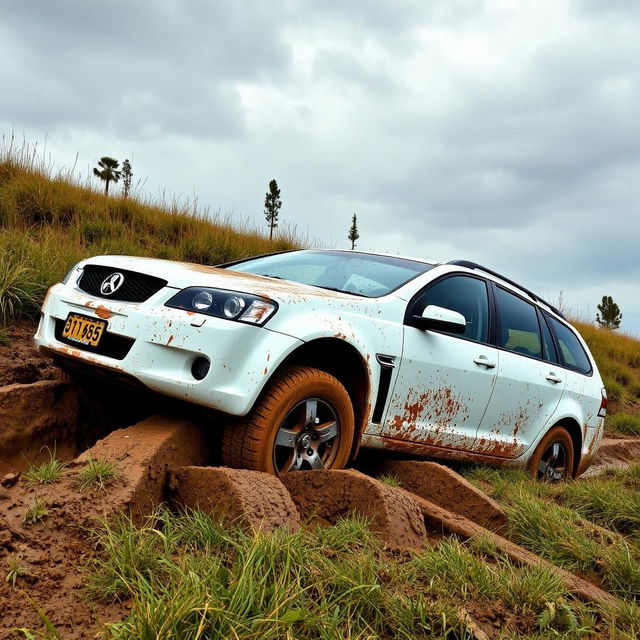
[379,275,499,450]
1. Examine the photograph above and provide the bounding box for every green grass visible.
[80,508,639,640]
[76,457,122,492]
[378,473,402,488]
[23,450,66,486]
[559,475,640,535]
[465,466,640,606]
[22,497,49,525]
[607,413,640,437]
[0,325,10,345]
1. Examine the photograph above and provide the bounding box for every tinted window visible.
[496,288,542,358]
[413,276,489,342]
[228,250,432,297]
[548,316,592,374]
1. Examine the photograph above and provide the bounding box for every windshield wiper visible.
[314,285,366,297]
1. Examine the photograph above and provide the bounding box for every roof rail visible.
[446,260,566,319]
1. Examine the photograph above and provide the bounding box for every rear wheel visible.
[222,366,355,476]
[528,425,574,481]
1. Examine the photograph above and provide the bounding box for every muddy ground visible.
[2,324,640,638]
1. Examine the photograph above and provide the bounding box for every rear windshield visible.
[226,250,433,297]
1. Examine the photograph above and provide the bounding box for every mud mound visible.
[379,459,507,533]
[171,466,300,532]
[583,437,640,477]
[0,416,213,637]
[0,322,62,386]
[282,469,426,550]
[73,416,214,522]
[0,380,81,474]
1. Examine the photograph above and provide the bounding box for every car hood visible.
[82,255,364,303]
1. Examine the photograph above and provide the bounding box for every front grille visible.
[55,320,135,360]
[78,265,167,303]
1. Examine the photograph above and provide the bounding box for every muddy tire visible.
[528,425,575,481]
[222,366,355,476]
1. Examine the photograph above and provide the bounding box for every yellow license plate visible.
[62,313,107,347]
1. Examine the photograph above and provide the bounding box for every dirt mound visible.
[379,459,507,533]
[0,380,81,474]
[282,469,426,550]
[73,416,214,522]
[171,466,300,532]
[0,416,212,636]
[0,323,62,386]
[583,437,640,477]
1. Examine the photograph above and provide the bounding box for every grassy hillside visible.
[0,156,298,325]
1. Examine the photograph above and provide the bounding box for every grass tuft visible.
[76,457,122,492]
[5,555,31,587]
[23,450,66,486]
[22,497,49,525]
[378,473,402,488]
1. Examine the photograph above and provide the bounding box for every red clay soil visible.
[583,437,640,477]
[0,417,212,637]
[0,323,62,387]
[171,466,301,532]
[0,380,81,475]
[282,469,426,550]
[379,459,507,533]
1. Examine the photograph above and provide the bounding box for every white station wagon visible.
[36,250,606,480]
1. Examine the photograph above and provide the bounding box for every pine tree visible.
[596,295,622,330]
[348,213,360,250]
[264,179,282,241]
[122,159,133,198]
[93,157,121,196]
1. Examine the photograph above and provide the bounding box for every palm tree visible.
[93,157,122,196]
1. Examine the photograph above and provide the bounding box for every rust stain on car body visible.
[95,305,113,320]
[388,387,471,448]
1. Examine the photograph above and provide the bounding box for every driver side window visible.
[411,276,489,343]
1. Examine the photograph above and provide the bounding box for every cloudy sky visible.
[2,0,639,333]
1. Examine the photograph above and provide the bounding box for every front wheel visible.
[527,425,575,482]
[222,366,355,476]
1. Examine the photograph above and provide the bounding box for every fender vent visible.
[372,354,395,424]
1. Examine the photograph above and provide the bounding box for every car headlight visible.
[165,287,278,326]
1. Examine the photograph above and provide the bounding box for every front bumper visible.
[35,283,303,416]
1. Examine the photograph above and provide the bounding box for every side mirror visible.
[412,305,467,334]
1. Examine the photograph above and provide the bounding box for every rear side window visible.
[412,275,489,343]
[495,287,542,358]
[547,316,592,375]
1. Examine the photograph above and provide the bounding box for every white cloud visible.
[1,0,639,333]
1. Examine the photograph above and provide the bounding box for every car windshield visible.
[225,250,433,297]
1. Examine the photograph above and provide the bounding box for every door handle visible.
[474,356,496,369]
[546,373,563,384]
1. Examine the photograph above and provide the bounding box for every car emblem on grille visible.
[100,272,125,296]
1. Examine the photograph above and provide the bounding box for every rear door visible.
[474,286,566,457]
[377,274,499,451]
